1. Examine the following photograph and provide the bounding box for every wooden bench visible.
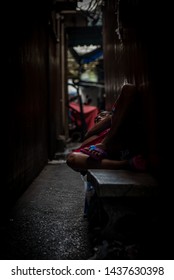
[86,169,160,258]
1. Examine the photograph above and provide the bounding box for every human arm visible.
[84,114,112,140]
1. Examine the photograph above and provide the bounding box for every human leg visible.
[66,151,130,172]
[66,150,147,173]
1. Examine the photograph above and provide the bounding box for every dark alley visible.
[2,0,174,265]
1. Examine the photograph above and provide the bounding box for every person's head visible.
[94,110,112,123]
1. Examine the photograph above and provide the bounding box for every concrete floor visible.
[0,161,93,260]
[1,140,173,260]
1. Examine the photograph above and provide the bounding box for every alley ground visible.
[1,141,173,260]
[0,159,93,260]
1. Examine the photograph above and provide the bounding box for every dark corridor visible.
[2,0,173,260]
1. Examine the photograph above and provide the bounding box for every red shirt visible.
[72,128,110,153]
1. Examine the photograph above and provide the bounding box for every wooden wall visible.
[102,0,170,178]
[3,0,60,211]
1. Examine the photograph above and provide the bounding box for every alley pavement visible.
[1,141,173,260]
[1,156,93,260]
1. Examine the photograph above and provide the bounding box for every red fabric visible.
[73,128,110,153]
[69,102,99,130]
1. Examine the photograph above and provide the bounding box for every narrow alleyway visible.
[1,159,93,260]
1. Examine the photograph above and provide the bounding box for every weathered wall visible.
[102,0,168,176]
[3,1,60,209]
